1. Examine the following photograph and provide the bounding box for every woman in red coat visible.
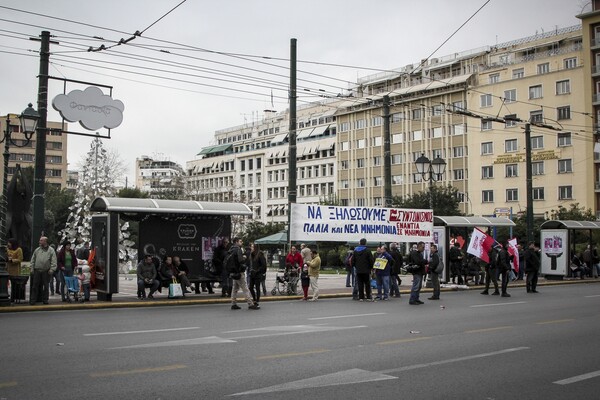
[285,245,303,276]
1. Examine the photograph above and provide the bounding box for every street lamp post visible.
[414,153,447,210]
[0,104,39,306]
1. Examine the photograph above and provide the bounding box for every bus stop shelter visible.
[539,220,600,279]
[88,197,252,300]
[433,216,516,282]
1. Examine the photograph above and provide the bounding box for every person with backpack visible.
[352,238,375,301]
[227,237,259,310]
[481,245,500,295]
[428,244,441,300]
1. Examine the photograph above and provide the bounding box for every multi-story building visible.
[0,116,68,189]
[185,19,596,223]
[135,155,184,196]
[186,105,338,223]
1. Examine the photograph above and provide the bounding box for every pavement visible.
[2,270,599,312]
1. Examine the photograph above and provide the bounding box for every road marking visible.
[0,381,17,388]
[90,364,186,378]
[380,347,529,375]
[377,337,432,345]
[535,319,575,325]
[308,312,387,320]
[256,349,330,360]
[464,326,513,334]
[584,294,600,298]
[85,327,200,336]
[227,325,366,340]
[230,368,397,396]
[231,347,529,396]
[554,370,600,385]
[109,336,236,349]
[470,301,526,308]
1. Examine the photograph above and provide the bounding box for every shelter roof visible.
[434,215,515,227]
[90,197,252,216]
[540,220,600,230]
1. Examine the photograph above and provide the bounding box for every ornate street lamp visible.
[414,153,446,209]
[0,104,39,306]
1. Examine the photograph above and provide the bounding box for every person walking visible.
[525,241,541,293]
[248,243,267,307]
[481,246,500,295]
[428,244,441,300]
[408,241,427,305]
[389,243,403,297]
[29,236,57,305]
[307,249,321,301]
[498,242,513,297]
[352,238,375,301]
[229,237,259,310]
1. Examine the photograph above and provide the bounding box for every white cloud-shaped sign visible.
[52,86,124,130]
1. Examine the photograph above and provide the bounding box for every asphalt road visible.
[1,283,599,399]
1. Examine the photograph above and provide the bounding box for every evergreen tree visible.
[60,137,114,245]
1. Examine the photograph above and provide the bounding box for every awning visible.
[297,128,314,139]
[389,73,472,98]
[309,125,329,137]
[271,133,288,145]
[540,220,600,230]
[315,137,336,150]
[196,143,232,156]
[434,215,515,227]
[90,197,252,216]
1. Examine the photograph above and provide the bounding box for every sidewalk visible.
[2,270,598,312]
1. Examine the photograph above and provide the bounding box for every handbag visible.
[169,278,183,298]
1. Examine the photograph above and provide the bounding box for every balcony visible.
[592,37,600,49]
[593,93,600,105]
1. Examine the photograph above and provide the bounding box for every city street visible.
[1,282,599,399]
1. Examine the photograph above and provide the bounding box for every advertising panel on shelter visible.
[290,204,434,243]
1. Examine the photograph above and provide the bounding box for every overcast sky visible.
[0,0,585,185]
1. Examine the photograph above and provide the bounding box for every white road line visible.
[554,370,600,385]
[584,294,600,298]
[308,313,387,320]
[470,301,526,308]
[379,347,529,375]
[84,327,200,336]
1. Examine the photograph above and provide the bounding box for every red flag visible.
[508,238,519,273]
[466,228,495,263]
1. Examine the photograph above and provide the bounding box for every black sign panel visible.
[139,216,230,279]
[91,213,119,294]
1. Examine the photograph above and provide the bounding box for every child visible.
[300,263,310,301]
[78,264,92,301]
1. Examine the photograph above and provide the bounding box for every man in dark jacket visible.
[525,241,540,293]
[449,242,464,284]
[498,242,513,297]
[229,237,259,310]
[389,242,403,297]
[428,244,441,300]
[213,238,230,297]
[352,238,375,301]
[408,241,427,305]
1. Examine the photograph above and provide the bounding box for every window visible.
[373,156,382,166]
[412,130,423,140]
[341,141,349,151]
[512,68,524,79]
[357,158,365,168]
[537,63,550,74]
[557,106,571,120]
[505,114,517,128]
[357,178,365,188]
[356,198,366,207]
[531,135,543,149]
[372,116,383,126]
[481,142,493,155]
[482,166,494,179]
[355,119,366,129]
[339,122,350,132]
[529,85,542,99]
[533,187,545,200]
[412,108,422,120]
[556,80,570,95]
[506,188,518,201]
[532,161,544,176]
[481,120,493,131]
[392,133,404,144]
[453,124,465,135]
[558,159,572,173]
[489,73,500,84]
[564,57,577,69]
[558,185,572,200]
[431,127,443,138]
[530,110,543,123]
[432,105,443,116]
[392,175,403,185]
[373,176,382,186]
[392,154,403,164]
[482,190,494,203]
[453,146,464,157]
[356,139,365,149]
[505,164,518,177]
[452,100,465,111]
[558,132,572,147]
[340,180,349,189]
[391,112,405,123]
[505,139,518,152]
[504,89,516,103]
[340,160,349,169]
[480,94,492,107]
[453,169,464,180]
[240,160,245,171]
[372,136,382,146]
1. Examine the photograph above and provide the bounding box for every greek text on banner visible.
[289,204,433,243]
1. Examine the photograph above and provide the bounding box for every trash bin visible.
[10,275,29,304]
[278,255,286,270]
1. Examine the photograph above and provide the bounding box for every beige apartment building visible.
[0,116,68,189]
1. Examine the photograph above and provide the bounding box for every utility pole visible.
[31,31,54,251]
[383,95,392,207]
[287,38,297,247]
[525,122,534,243]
